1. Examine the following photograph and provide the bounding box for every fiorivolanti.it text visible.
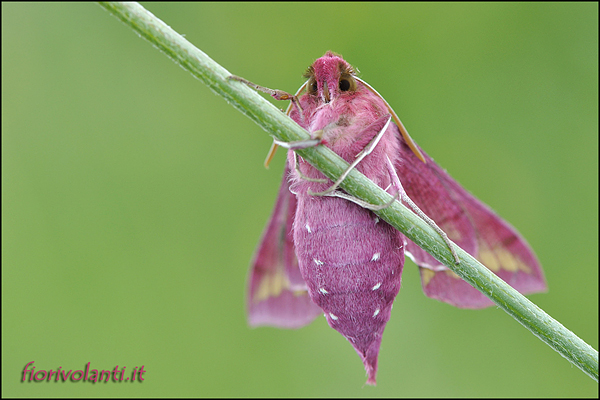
[22,362,146,383]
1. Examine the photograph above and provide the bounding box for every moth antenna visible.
[355,77,426,164]
[263,141,278,169]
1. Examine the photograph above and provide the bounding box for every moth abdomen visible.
[293,196,404,382]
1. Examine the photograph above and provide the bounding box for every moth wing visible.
[247,164,322,328]
[394,128,547,308]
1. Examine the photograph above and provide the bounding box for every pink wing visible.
[247,164,322,328]
[394,127,547,308]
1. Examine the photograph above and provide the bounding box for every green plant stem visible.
[98,1,598,382]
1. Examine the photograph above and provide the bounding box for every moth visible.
[239,52,546,385]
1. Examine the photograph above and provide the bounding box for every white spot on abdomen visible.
[372,282,382,291]
[373,308,380,317]
[319,287,329,295]
[305,223,311,233]
[329,313,338,320]
[371,252,380,261]
[313,258,324,266]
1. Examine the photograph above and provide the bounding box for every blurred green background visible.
[2,2,597,397]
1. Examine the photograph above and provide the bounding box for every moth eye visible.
[339,79,350,91]
[308,78,317,94]
[339,76,356,92]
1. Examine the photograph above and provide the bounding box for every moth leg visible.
[228,75,304,116]
[293,152,328,183]
[323,189,399,211]
[385,156,461,264]
[230,75,311,167]
[264,125,317,167]
[308,115,392,196]
[273,136,322,151]
[278,131,328,182]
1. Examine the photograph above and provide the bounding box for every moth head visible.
[304,51,357,104]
